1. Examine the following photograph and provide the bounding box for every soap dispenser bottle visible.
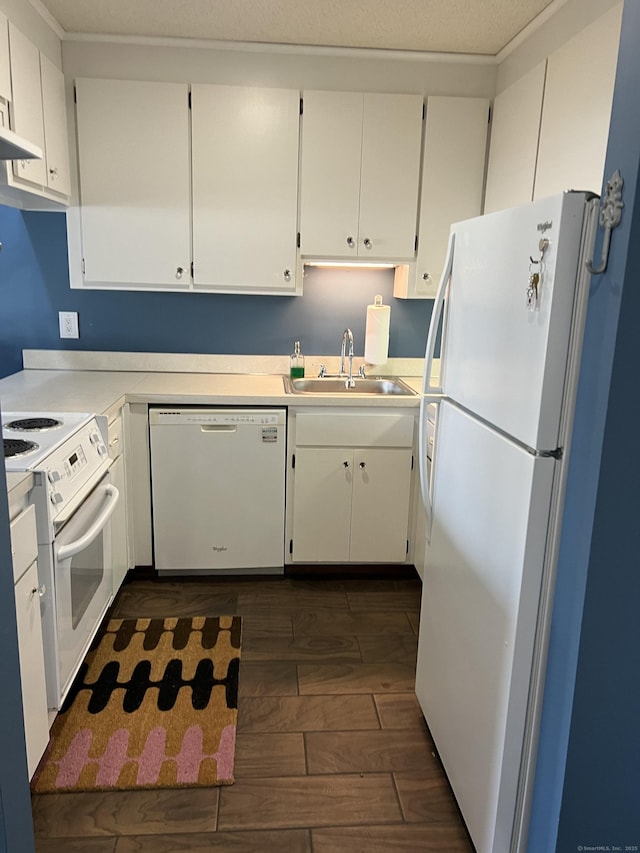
[290,341,305,378]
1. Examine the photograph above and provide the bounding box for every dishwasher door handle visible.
[200,425,237,433]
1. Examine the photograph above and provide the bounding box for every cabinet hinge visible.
[190,261,194,278]
[188,90,192,109]
[414,235,418,253]
[411,455,414,470]
[81,258,85,274]
[299,97,303,115]
[73,84,77,104]
[289,539,293,554]
[296,232,301,249]
[422,102,426,121]
[292,453,296,469]
[406,540,410,555]
[488,105,492,123]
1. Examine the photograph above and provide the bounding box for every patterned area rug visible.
[31,615,241,793]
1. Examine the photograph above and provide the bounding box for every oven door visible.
[53,471,119,703]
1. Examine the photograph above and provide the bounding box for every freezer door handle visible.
[422,231,454,396]
[418,401,434,540]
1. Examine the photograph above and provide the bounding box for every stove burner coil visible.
[3,438,39,459]
[4,417,63,432]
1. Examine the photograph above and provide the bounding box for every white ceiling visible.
[35,0,558,56]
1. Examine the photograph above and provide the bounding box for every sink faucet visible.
[340,328,355,388]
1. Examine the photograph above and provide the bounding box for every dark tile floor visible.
[31,573,474,852]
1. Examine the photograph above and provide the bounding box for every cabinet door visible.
[14,561,50,778]
[75,78,191,285]
[40,53,70,197]
[192,84,300,291]
[8,23,46,187]
[533,4,622,201]
[110,452,128,595]
[483,62,546,215]
[291,447,352,562]
[414,97,489,296]
[299,90,363,257]
[0,12,10,103]
[350,448,413,563]
[358,93,423,259]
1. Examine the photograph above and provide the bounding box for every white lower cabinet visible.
[11,504,49,780]
[288,410,415,564]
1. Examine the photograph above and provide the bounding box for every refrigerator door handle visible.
[422,230,454,396]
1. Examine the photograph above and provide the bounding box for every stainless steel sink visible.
[283,376,417,396]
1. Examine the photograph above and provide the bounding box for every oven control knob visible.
[47,470,61,483]
[97,444,107,456]
[50,491,63,505]
[90,432,100,445]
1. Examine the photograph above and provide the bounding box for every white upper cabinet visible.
[395,96,489,299]
[483,62,546,214]
[484,3,622,215]
[0,12,10,103]
[191,84,300,293]
[75,78,191,286]
[533,3,622,201]
[40,53,70,196]
[2,20,70,207]
[299,90,423,260]
[7,22,47,188]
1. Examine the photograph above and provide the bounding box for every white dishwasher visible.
[149,407,286,574]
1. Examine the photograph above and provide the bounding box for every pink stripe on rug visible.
[136,727,168,786]
[213,724,237,782]
[94,730,131,787]
[53,729,93,788]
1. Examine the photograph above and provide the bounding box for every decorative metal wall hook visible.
[587,169,624,275]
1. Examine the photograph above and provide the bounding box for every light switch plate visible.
[59,311,79,339]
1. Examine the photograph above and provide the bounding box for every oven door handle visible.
[55,484,120,562]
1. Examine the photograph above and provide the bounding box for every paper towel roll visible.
[364,295,390,365]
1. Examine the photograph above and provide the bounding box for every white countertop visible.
[0,367,424,417]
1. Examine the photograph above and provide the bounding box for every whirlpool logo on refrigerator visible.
[212,545,229,552]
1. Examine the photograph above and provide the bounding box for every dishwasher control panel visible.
[149,408,286,427]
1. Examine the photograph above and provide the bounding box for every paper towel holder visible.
[364,294,391,365]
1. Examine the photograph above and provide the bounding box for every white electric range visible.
[3,412,119,710]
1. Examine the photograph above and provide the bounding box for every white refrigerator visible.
[415,191,599,853]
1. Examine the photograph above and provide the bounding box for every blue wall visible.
[527,1,640,849]
[0,207,432,378]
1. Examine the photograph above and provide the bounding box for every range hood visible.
[0,125,43,160]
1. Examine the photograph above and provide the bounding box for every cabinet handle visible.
[109,436,119,447]
[49,167,58,176]
[30,584,46,600]
[176,266,184,279]
[363,238,372,249]
[283,269,292,281]
[343,461,350,469]
[359,461,366,469]
[422,272,431,281]
[346,236,355,248]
